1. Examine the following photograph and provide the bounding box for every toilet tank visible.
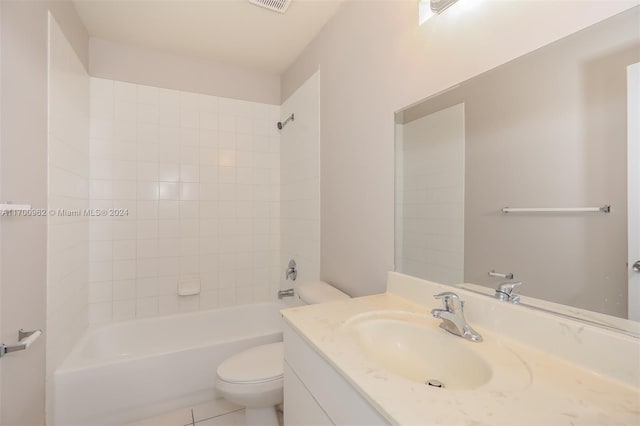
[297,281,350,304]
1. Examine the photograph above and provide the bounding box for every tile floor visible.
[123,399,244,426]
[123,400,284,426]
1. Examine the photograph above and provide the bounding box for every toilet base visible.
[245,406,278,426]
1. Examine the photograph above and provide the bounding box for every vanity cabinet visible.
[284,363,333,425]
[283,323,389,426]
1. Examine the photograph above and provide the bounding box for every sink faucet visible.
[495,281,522,304]
[431,292,483,342]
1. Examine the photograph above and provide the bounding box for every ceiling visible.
[73,0,344,74]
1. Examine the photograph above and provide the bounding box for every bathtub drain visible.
[426,379,444,388]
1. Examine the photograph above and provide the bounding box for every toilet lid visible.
[217,342,283,384]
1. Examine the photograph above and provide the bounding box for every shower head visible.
[277,113,294,130]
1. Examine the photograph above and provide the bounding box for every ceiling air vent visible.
[249,0,291,14]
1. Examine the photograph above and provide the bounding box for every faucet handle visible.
[496,281,522,303]
[498,281,522,295]
[433,291,460,300]
[433,292,462,311]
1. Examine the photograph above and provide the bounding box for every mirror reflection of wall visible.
[396,104,465,285]
[395,7,640,320]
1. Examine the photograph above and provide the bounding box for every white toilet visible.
[215,281,349,426]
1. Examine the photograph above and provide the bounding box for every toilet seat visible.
[214,283,351,426]
[217,342,283,384]
[215,342,284,411]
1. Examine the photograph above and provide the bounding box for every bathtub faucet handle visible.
[285,259,297,281]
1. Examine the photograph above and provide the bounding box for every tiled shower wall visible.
[47,14,90,379]
[88,77,280,323]
[280,72,320,287]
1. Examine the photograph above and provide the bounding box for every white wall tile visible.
[90,261,112,282]
[158,257,180,277]
[89,282,113,303]
[158,126,180,145]
[113,221,136,240]
[114,100,137,122]
[159,162,180,182]
[280,72,320,290]
[136,297,159,317]
[180,108,199,129]
[179,295,200,312]
[137,103,159,124]
[137,201,159,219]
[200,291,219,309]
[89,77,280,322]
[113,260,136,280]
[113,300,135,321]
[90,241,113,262]
[159,219,180,238]
[113,279,136,300]
[137,162,158,181]
[180,183,199,200]
[159,201,180,219]
[113,240,137,260]
[160,182,179,200]
[137,258,159,278]
[137,239,159,258]
[158,294,180,315]
[136,278,159,298]
[113,180,137,199]
[90,78,114,99]
[114,81,137,102]
[112,142,136,162]
[179,201,199,219]
[180,164,200,182]
[137,84,159,105]
[89,302,113,324]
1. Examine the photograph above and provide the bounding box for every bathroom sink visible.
[342,311,531,391]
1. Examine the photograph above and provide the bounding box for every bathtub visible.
[53,302,283,426]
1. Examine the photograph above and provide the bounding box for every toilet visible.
[215,281,349,426]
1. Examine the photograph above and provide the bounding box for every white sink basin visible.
[342,311,531,391]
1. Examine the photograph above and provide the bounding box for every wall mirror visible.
[394,7,640,335]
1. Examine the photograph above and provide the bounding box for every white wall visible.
[46,12,89,421]
[398,103,465,285]
[0,2,3,416]
[280,71,321,290]
[88,78,281,323]
[90,38,280,105]
[281,0,639,297]
[0,2,88,424]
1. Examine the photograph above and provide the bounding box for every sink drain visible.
[426,379,444,388]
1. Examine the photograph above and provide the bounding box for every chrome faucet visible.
[431,292,483,342]
[495,281,522,304]
[285,259,297,281]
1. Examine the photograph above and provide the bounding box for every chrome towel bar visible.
[488,270,513,280]
[501,205,610,214]
[0,202,32,213]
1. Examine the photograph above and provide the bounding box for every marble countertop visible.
[281,292,640,426]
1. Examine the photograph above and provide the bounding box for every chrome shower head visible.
[277,113,294,130]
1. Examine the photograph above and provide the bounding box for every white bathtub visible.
[53,302,283,426]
